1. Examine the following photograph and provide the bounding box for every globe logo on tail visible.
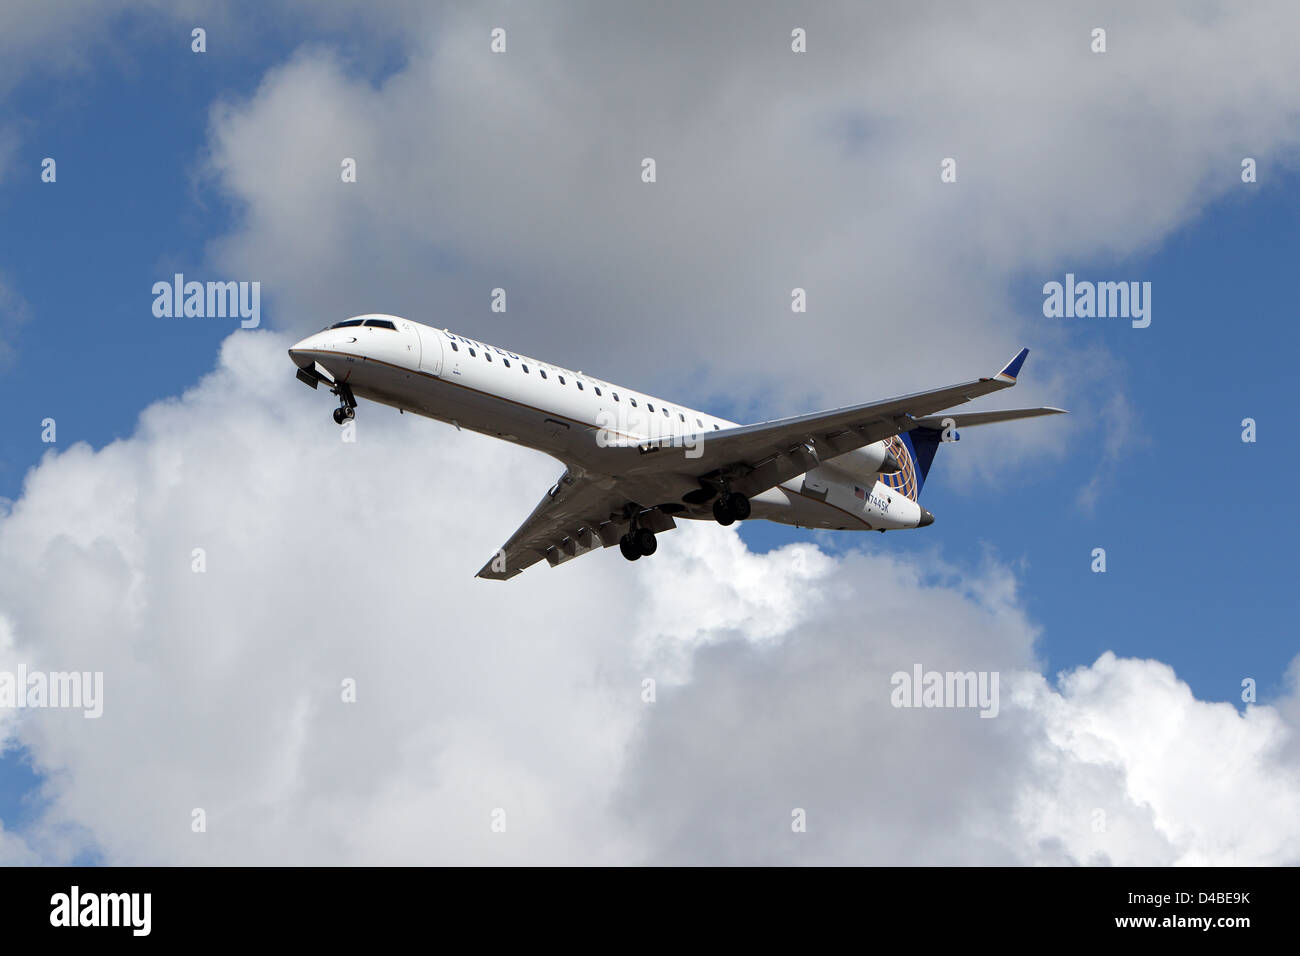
[878,435,919,501]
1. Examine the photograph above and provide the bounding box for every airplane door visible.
[396,320,420,368]
[415,325,444,376]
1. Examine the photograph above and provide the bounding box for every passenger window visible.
[469,348,476,357]
[522,364,529,373]
[540,369,547,379]
[679,413,685,422]
[613,392,619,402]
[559,375,566,385]
[503,359,510,368]
[450,341,459,351]
[663,407,669,417]
[485,352,492,362]
[576,381,583,390]
[713,424,720,430]
[629,397,637,407]
[696,418,703,428]
[594,387,601,396]
[647,403,655,412]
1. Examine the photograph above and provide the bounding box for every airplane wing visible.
[475,470,641,581]
[477,349,1049,580]
[605,348,1037,495]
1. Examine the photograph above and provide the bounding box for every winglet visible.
[994,347,1029,383]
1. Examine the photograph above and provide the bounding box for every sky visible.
[0,0,1298,865]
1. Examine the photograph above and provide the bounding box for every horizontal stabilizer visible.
[909,407,1067,429]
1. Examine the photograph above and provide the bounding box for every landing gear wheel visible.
[634,527,657,556]
[330,383,357,425]
[619,534,641,561]
[713,492,749,525]
[713,496,735,526]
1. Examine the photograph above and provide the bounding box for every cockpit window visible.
[363,319,397,330]
[328,319,365,329]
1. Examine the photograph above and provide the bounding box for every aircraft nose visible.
[288,336,315,369]
[918,508,935,527]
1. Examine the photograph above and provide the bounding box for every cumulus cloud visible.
[0,331,1295,864]
[198,0,1300,487]
[1017,653,1300,866]
[4,0,1299,867]
[0,331,643,864]
[620,567,1300,866]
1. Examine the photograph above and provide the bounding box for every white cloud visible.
[4,0,1300,866]
[0,331,1295,864]
[1018,653,1300,866]
[0,331,646,864]
[198,1,1300,487]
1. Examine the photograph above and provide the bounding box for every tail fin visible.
[879,428,945,502]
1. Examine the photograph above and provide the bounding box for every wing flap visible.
[476,471,647,580]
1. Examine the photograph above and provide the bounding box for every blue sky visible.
[1,4,1297,863]
[737,175,1300,705]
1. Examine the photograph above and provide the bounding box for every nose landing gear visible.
[331,383,356,425]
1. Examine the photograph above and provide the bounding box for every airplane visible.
[288,315,1065,580]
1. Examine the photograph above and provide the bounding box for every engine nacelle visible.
[825,439,903,481]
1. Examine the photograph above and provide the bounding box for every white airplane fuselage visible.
[288,314,925,532]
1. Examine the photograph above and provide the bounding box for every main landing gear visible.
[712,492,750,526]
[619,527,658,562]
[331,383,357,425]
